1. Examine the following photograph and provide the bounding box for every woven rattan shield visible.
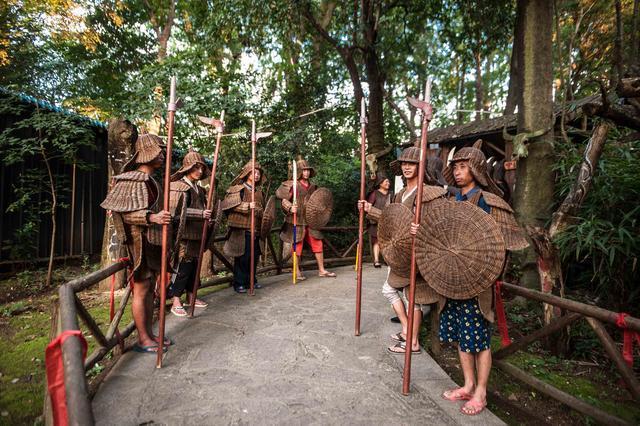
[378,203,414,278]
[261,195,276,239]
[415,200,506,299]
[304,187,333,229]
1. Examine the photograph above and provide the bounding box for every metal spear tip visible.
[406,96,431,112]
[256,132,273,141]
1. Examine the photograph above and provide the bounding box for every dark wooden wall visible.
[0,99,108,263]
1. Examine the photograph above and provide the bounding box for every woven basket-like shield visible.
[305,187,333,229]
[378,203,414,280]
[415,200,506,299]
[261,195,276,239]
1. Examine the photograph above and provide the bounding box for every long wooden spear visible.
[188,111,225,317]
[355,98,367,336]
[292,160,298,284]
[402,79,432,394]
[157,76,178,368]
[249,122,272,296]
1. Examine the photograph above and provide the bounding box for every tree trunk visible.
[474,50,483,121]
[364,49,386,155]
[527,123,610,355]
[457,59,467,124]
[613,0,624,87]
[504,1,524,116]
[512,0,555,292]
[632,0,639,70]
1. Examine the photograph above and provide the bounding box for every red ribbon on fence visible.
[615,312,640,368]
[494,281,512,347]
[45,330,88,426]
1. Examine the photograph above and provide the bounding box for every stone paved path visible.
[92,264,504,425]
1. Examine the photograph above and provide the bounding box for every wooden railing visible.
[483,282,638,426]
[46,226,364,425]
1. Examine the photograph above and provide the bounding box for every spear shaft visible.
[402,79,432,394]
[157,76,177,368]
[355,98,367,336]
[249,120,256,296]
[188,111,225,318]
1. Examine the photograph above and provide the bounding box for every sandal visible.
[374,262,382,268]
[318,271,337,278]
[295,275,307,281]
[171,305,188,317]
[460,399,486,416]
[390,332,406,343]
[184,299,208,308]
[387,342,421,354]
[441,388,473,401]
[132,344,167,354]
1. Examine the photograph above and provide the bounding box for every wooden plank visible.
[211,246,234,272]
[494,313,582,360]
[502,282,640,332]
[494,360,629,426]
[74,295,109,348]
[586,317,640,401]
[105,286,132,341]
[323,238,342,258]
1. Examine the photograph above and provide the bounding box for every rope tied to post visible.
[494,280,512,347]
[615,312,640,368]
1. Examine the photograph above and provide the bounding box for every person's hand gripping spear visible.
[355,98,367,336]
[401,79,433,394]
[249,121,272,296]
[157,76,180,368]
[292,159,298,284]
[187,111,225,318]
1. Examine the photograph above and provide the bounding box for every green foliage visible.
[0,94,97,260]
[553,129,640,315]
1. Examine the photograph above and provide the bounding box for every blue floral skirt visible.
[439,298,492,353]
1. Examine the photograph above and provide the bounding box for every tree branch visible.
[384,90,416,137]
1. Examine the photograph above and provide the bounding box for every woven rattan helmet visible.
[378,203,414,280]
[389,146,420,176]
[415,199,506,299]
[122,134,165,172]
[260,195,276,239]
[443,140,503,196]
[305,187,333,229]
[296,159,316,178]
[170,151,210,181]
[231,161,266,185]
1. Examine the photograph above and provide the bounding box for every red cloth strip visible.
[45,330,88,426]
[616,312,640,368]
[494,281,512,347]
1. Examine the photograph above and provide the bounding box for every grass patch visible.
[0,272,230,425]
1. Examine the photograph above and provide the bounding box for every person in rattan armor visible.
[167,151,213,316]
[436,140,528,416]
[366,173,391,268]
[221,162,265,293]
[359,146,448,355]
[100,134,172,354]
[276,159,336,279]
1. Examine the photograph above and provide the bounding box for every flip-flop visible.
[296,275,307,281]
[374,262,382,268]
[184,299,208,308]
[460,399,487,416]
[318,271,337,278]
[171,305,188,317]
[441,388,473,401]
[132,344,168,354]
[390,332,406,343]
[387,342,420,354]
